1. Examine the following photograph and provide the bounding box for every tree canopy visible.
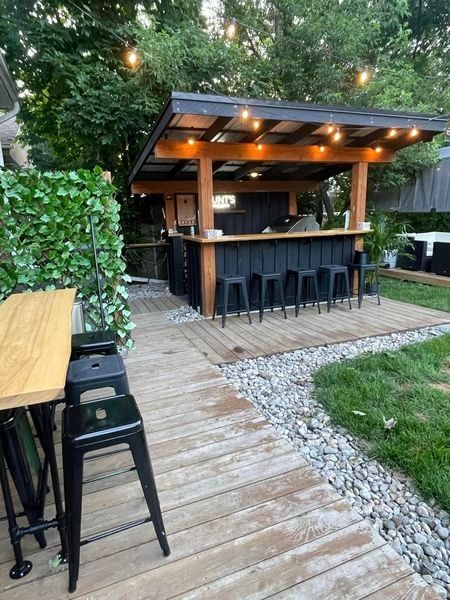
[1,0,448,195]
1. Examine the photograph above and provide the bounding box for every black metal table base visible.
[0,402,67,578]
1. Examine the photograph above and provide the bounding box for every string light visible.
[126,49,138,67]
[252,120,261,131]
[226,18,237,40]
[187,137,195,146]
[327,124,335,134]
[410,126,419,137]
[387,128,398,138]
[333,128,342,141]
[375,146,382,153]
[241,106,249,120]
[319,145,326,152]
[256,143,263,150]
[249,171,260,178]
[358,70,369,84]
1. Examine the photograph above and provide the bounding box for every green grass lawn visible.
[314,334,450,511]
[380,276,450,312]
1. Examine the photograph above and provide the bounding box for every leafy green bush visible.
[0,167,134,347]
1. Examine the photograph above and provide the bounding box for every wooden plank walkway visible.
[380,267,450,288]
[0,309,439,599]
[177,296,450,365]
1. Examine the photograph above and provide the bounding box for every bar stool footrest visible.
[80,516,152,546]
[83,465,136,485]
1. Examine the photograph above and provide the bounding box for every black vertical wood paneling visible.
[211,234,356,313]
[213,192,289,235]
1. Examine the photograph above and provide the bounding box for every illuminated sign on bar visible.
[212,194,236,209]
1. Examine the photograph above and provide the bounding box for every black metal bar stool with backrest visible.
[213,275,252,328]
[71,330,117,361]
[285,269,321,317]
[250,272,287,323]
[65,354,130,406]
[62,394,170,593]
[318,265,352,313]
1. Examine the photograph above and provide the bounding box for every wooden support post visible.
[164,193,176,229]
[197,157,216,317]
[288,191,298,216]
[349,162,368,252]
[349,162,368,294]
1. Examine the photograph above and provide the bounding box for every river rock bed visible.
[219,327,450,598]
[165,305,203,323]
[127,279,170,301]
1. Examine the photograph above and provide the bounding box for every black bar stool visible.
[251,272,287,323]
[213,275,252,328]
[62,394,170,593]
[71,330,117,360]
[318,265,352,313]
[285,269,321,317]
[349,263,381,308]
[65,355,130,406]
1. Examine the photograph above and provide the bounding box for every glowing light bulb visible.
[358,70,369,84]
[319,145,325,152]
[410,126,419,138]
[249,171,259,178]
[187,138,195,146]
[333,128,342,141]
[126,49,138,67]
[241,106,249,120]
[327,123,334,134]
[375,146,382,153]
[226,19,236,39]
[387,128,398,138]
[256,143,263,150]
[252,120,260,131]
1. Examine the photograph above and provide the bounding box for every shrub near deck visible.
[314,334,450,511]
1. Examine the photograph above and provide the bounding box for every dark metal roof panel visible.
[127,91,449,186]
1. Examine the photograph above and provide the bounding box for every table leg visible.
[30,403,67,562]
[1,415,47,550]
[37,403,68,563]
[0,441,33,578]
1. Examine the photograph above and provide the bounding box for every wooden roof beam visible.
[155,139,395,163]
[278,122,320,145]
[131,179,320,194]
[199,116,233,141]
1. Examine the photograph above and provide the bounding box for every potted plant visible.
[364,213,412,295]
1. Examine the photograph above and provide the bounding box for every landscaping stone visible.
[220,326,450,597]
[165,305,203,323]
[127,279,170,301]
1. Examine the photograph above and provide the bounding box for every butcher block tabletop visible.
[0,289,76,410]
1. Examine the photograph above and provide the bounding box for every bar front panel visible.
[214,235,355,313]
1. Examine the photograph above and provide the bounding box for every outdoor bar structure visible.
[127,92,447,317]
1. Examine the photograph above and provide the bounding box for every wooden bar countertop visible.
[184,228,370,244]
[0,288,76,410]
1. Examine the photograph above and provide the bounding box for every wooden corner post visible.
[288,191,298,216]
[197,157,216,317]
[349,162,368,251]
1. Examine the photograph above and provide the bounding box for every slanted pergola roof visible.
[127,92,448,187]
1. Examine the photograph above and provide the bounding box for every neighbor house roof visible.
[127,92,448,187]
[0,54,19,118]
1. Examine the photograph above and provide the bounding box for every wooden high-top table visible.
[0,288,76,579]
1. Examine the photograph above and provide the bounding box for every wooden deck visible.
[175,296,450,365]
[380,267,450,288]
[0,304,442,599]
